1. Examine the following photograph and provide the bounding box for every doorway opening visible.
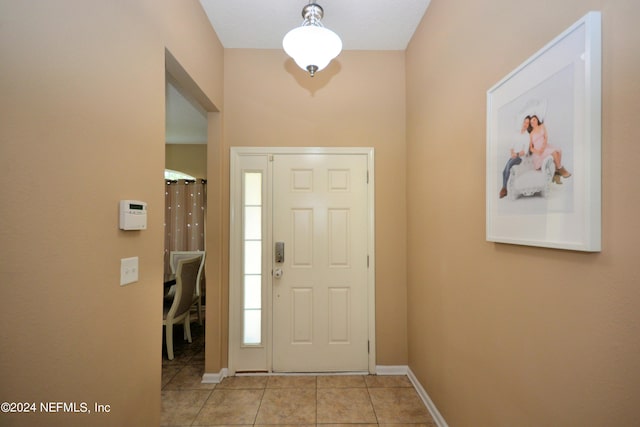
[162,49,219,367]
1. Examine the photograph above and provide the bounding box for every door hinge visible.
[366,170,369,184]
[367,255,369,268]
[368,340,370,354]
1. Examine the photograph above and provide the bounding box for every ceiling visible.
[199,0,432,50]
[166,0,432,144]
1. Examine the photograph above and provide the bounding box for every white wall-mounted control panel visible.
[119,200,147,230]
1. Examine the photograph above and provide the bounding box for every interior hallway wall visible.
[406,0,640,425]
[223,49,409,366]
[166,144,207,179]
[0,1,223,425]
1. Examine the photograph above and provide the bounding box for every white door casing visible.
[228,147,375,374]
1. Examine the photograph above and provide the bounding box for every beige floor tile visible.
[189,348,206,363]
[161,322,435,427]
[365,375,413,388]
[368,387,435,424]
[317,374,366,388]
[256,425,315,427]
[162,349,194,366]
[162,364,183,389]
[317,387,377,424]
[160,389,212,426]
[320,423,378,427]
[164,364,216,391]
[193,389,264,425]
[204,425,253,427]
[267,375,317,388]
[217,375,268,389]
[255,388,316,424]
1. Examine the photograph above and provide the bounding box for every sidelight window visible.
[242,172,262,345]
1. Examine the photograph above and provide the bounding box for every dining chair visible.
[168,250,206,325]
[163,255,200,360]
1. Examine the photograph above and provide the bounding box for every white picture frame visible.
[486,11,601,252]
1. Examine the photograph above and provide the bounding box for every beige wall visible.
[5,0,637,425]
[0,1,222,426]
[166,144,207,179]
[406,0,640,425]
[223,49,409,365]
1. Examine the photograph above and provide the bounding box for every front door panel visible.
[272,154,369,372]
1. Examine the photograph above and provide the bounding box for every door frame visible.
[228,147,376,374]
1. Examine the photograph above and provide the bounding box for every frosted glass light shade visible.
[283,25,342,76]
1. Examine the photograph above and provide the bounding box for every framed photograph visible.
[486,11,601,251]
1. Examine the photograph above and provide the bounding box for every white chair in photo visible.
[507,155,555,200]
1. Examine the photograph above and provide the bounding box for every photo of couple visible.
[499,105,572,200]
[493,63,576,216]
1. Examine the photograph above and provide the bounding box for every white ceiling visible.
[166,0,432,144]
[199,0,432,50]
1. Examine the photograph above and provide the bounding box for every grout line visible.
[366,379,380,424]
[186,387,214,427]
[160,364,183,390]
[251,387,266,426]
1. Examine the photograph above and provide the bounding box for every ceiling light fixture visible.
[282,2,342,77]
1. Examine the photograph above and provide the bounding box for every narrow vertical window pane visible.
[244,206,262,240]
[243,171,262,346]
[244,275,262,309]
[244,309,261,345]
[244,241,262,275]
[244,173,262,205]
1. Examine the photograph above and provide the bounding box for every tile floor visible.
[161,317,437,426]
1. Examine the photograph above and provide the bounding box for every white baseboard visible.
[407,367,449,427]
[376,366,447,427]
[375,365,409,375]
[201,368,228,384]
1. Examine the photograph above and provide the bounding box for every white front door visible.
[228,148,375,374]
[272,154,369,372]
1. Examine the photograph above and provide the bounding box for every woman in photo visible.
[529,115,571,180]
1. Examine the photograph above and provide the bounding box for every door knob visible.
[273,268,283,279]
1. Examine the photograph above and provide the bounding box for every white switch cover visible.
[120,256,139,286]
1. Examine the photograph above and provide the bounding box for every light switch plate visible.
[120,256,139,286]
